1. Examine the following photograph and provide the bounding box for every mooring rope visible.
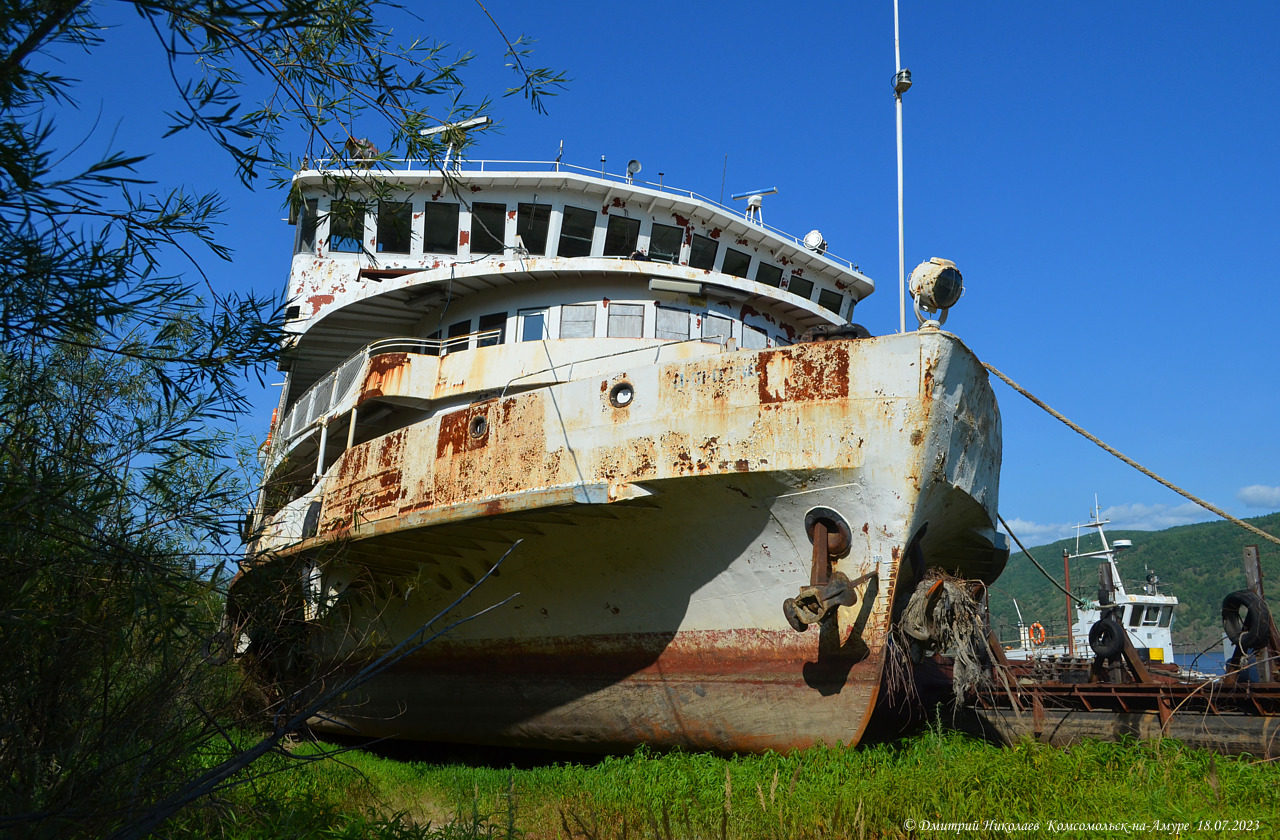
[998,514,1086,607]
[984,362,1280,548]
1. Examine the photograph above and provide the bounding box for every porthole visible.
[609,382,635,408]
[469,415,488,438]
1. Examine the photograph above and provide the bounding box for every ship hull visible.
[243,331,1004,752]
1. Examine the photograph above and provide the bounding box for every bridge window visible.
[755,262,783,287]
[517,202,551,255]
[329,200,364,253]
[607,303,644,338]
[558,206,596,257]
[560,304,597,338]
[787,275,814,300]
[377,201,413,254]
[655,306,690,340]
[689,234,718,270]
[296,198,319,254]
[649,223,683,263]
[817,288,843,313]
[423,202,459,254]
[471,202,506,254]
[722,249,751,279]
[603,216,640,256]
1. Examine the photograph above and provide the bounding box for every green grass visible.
[171,728,1279,839]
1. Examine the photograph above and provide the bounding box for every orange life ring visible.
[1029,622,1047,646]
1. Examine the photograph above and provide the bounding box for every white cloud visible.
[1099,502,1210,531]
[999,517,1077,544]
[1237,485,1280,509]
[1000,501,1216,547]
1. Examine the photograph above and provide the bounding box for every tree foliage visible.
[0,2,562,836]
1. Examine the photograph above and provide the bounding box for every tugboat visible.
[232,148,1008,753]
[1015,504,1178,665]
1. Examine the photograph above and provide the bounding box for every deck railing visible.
[266,329,504,465]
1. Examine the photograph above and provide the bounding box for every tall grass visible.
[175,728,1278,839]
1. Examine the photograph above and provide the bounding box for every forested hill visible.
[987,511,1280,653]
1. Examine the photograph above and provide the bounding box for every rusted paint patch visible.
[358,352,409,406]
[459,230,470,247]
[672,212,690,227]
[757,344,850,405]
[306,294,334,315]
[436,405,490,459]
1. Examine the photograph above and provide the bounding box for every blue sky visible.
[49,1,1279,543]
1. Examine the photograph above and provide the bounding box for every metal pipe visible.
[346,407,358,449]
[1064,548,1075,657]
[894,0,907,335]
[315,421,328,481]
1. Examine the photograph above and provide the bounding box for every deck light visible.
[908,257,963,327]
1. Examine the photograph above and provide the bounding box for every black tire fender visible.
[1222,590,1273,652]
[1089,617,1125,659]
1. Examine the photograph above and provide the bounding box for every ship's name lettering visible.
[672,362,757,390]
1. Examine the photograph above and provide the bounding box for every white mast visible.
[892,1,911,334]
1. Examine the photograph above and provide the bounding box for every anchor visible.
[784,507,872,631]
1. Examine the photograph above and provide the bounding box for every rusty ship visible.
[235,153,1009,753]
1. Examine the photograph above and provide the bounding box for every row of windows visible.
[296,197,847,312]
[420,302,782,354]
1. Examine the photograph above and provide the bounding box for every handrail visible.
[263,328,505,468]
[305,158,861,273]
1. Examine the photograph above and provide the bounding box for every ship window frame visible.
[649,222,683,264]
[444,319,472,354]
[470,202,507,255]
[603,215,641,257]
[518,308,550,342]
[817,288,843,313]
[606,302,645,338]
[376,200,413,254]
[423,201,460,254]
[721,248,751,279]
[1141,606,1161,627]
[517,202,552,255]
[755,262,783,287]
[688,234,717,270]
[328,199,365,253]
[1157,606,1173,628]
[296,197,319,255]
[557,205,597,257]
[655,305,690,341]
[477,311,507,347]
[1128,606,1143,627]
[787,274,815,300]
[559,303,597,339]
[742,323,769,350]
[701,312,733,345]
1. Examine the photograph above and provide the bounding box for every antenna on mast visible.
[893,0,912,335]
